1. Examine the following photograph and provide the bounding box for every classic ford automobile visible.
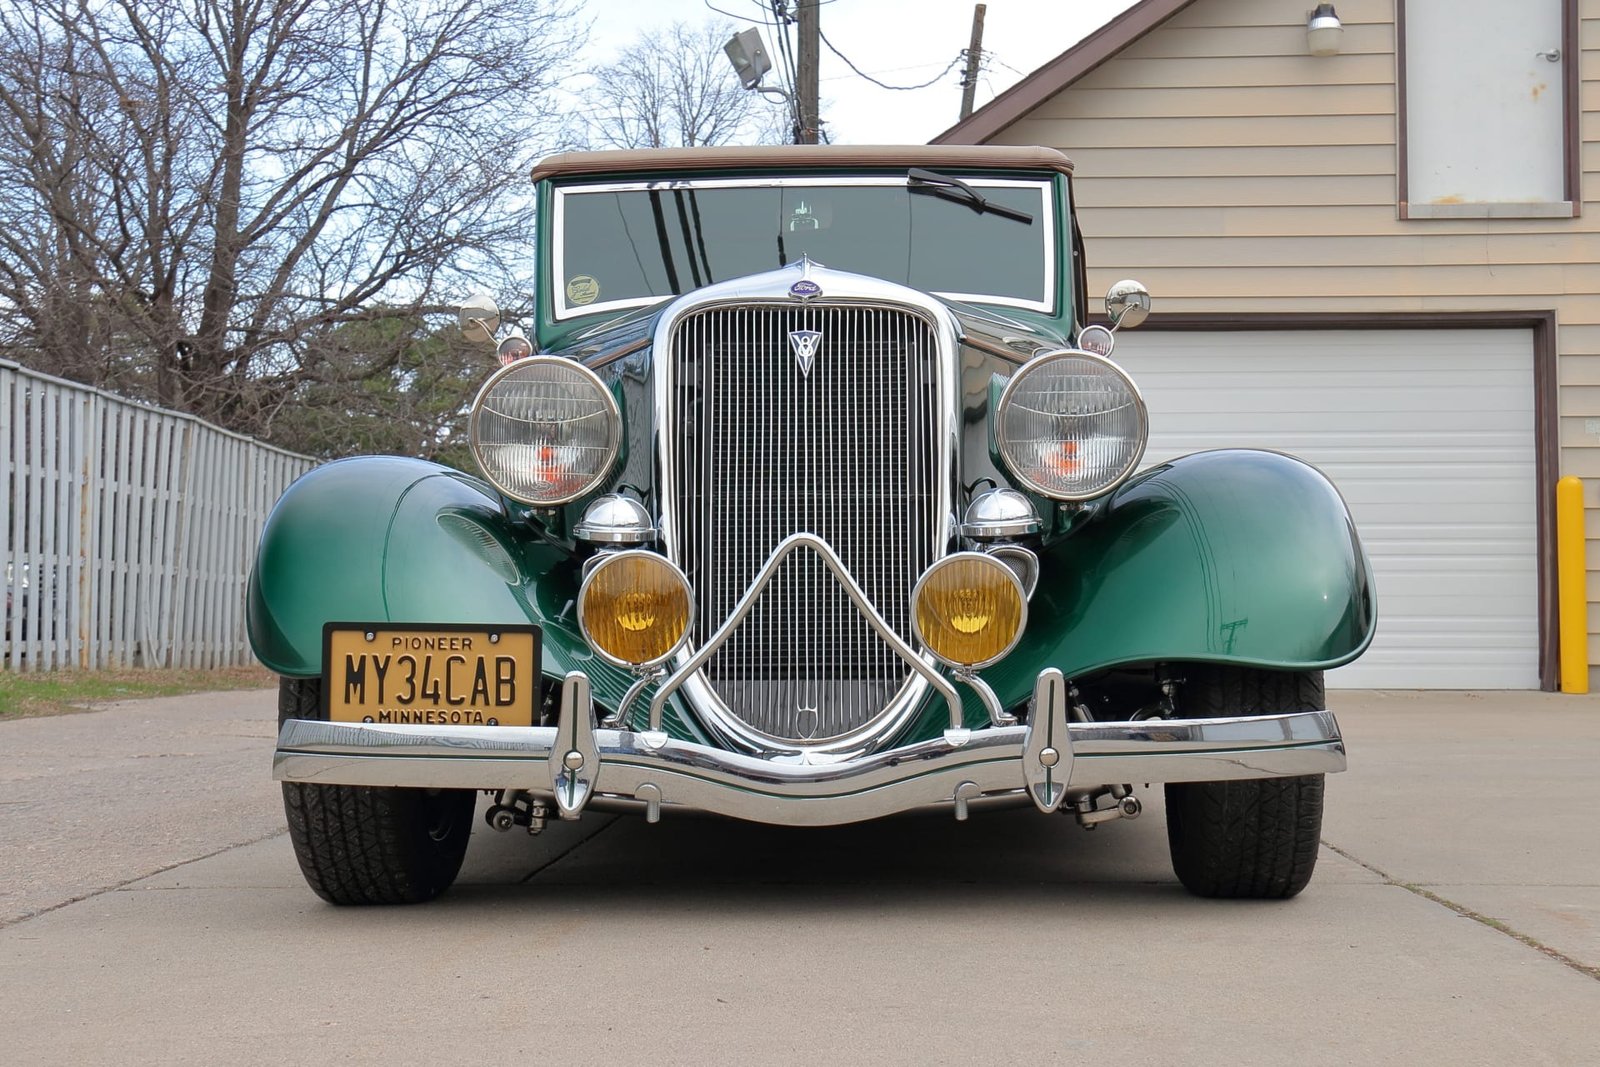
[250,145,1373,906]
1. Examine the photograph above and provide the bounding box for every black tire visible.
[1164,665,1326,900]
[278,676,475,905]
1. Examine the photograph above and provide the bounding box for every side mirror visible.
[458,294,501,344]
[1105,279,1151,330]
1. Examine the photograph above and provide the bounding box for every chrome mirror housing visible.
[1105,279,1151,330]
[459,294,501,344]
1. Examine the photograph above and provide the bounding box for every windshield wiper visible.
[906,168,1035,224]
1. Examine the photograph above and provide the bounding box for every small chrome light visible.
[912,553,1027,669]
[578,551,693,668]
[996,349,1148,501]
[469,356,621,506]
[574,495,657,545]
[496,331,534,365]
[1076,323,1115,356]
[961,488,1041,541]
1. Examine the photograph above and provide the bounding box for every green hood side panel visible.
[246,457,693,736]
[903,449,1375,743]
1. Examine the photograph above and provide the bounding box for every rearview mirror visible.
[1105,279,1151,330]
[458,294,501,344]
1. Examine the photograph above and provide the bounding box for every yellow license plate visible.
[322,624,541,727]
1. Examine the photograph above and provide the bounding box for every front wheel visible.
[1163,666,1326,900]
[278,676,475,905]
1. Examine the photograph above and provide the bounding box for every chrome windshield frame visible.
[549,175,1057,321]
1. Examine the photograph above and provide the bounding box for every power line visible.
[986,53,1026,77]
[817,25,962,91]
[819,60,955,84]
[702,0,783,25]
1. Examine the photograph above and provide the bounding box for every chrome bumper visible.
[273,669,1346,827]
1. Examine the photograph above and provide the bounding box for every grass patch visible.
[0,666,275,719]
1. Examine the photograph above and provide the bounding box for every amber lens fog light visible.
[912,553,1026,668]
[578,551,692,668]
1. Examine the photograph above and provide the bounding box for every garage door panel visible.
[1325,493,1534,516]
[1147,388,1530,415]
[1117,327,1539,689]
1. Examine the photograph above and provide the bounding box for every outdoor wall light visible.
[1307,3,1343,56]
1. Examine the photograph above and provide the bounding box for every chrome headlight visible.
[469,356,621,505]
[996,349,1147,501]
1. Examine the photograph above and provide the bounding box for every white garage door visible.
[1111,328,1539,689]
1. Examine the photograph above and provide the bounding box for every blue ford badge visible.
[788,279,822,300]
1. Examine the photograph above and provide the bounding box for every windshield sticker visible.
[566,275,600,306]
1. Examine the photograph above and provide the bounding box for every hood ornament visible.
[788,255,822,300]
[788,330,822,376]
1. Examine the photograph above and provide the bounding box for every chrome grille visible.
[668,303,940,745]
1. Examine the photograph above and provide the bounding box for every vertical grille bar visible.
[669,303,940,745]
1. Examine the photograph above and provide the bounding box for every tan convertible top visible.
[530,144,1074,183]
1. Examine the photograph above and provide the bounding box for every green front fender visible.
[980,449,1375,710]
[246,457,642,715]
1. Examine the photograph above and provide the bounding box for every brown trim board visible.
[1398,0,1580,219]
[1563,0,1581,215]
[1396,0,1410,218]
[932,0,1198,145]
[1111,311,1561,692]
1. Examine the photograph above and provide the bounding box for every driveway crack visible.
[1322,840,1600,983]
[1,828,288,930]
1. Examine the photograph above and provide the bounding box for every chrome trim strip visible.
[647,533,966,741]
[653,262,963,757]
[274,673,1347,828]
[550,176,1055,320]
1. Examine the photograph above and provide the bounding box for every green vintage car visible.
[250,145,1373,905]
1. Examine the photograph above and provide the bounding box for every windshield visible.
[551,176,1054,320]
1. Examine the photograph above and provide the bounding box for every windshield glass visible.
[552,177,1053,319]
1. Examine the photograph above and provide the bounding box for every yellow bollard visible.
[1557,475,1588,694]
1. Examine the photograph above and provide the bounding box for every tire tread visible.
[1164,665,1326,900]
[278,677,473,905]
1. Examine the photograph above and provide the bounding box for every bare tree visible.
[585,21,788,150]
[0,0,581,437]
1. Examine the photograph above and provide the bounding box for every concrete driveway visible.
[2,688,1597,1064]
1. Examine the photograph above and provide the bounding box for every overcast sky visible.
[586,0,1140,144]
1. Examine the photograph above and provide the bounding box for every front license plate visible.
[322,624,541,727]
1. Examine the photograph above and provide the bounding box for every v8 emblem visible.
[788,330,822,377]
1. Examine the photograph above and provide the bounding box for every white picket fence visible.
[1,359,314,671]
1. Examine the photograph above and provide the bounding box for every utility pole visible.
[959,3,987,121]
[796,0,820,144]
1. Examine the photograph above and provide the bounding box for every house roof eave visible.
[931,0,1201,145]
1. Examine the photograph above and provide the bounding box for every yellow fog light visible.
[912,553,1026,669]
[578,551,693,668]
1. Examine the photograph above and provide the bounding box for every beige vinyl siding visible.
[982,0,1600,683]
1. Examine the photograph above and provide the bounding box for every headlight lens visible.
[997,350,1147,500]
[912,553,1026,669]
[578,551,693,668]
[469,356,621,505]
